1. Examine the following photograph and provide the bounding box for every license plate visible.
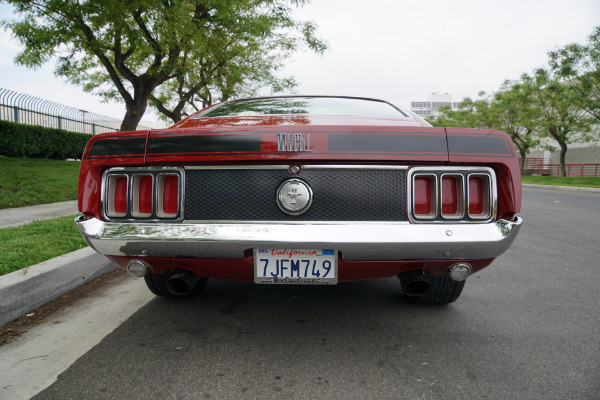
[254,248,338,285]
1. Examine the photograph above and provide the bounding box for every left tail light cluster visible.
[102,167,184,221]
[408,167,497,223]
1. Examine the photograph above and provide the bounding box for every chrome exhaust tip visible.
[403,279,431,297]
[126,260,150,277]
[399,271,432,297]
[166,270,199,296]
[448,263,472,281]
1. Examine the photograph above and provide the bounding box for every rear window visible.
[196,97,408,118]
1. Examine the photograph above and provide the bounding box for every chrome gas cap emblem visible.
[276,179,313,215]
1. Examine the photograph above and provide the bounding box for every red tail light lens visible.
[441,175,464,218]
[413,175,435,217]
[139,176,153,214]
[469,176,483,214]
[158,174,179,217]
[132,175,153,217]
[468,175,491,218]
[107,175,128,217]
[441,176,458,215]
[114,177,128,214]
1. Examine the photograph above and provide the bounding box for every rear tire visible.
[144,271,207,298]
[399,273,465,305]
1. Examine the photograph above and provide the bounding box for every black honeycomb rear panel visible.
[184,168,407,221]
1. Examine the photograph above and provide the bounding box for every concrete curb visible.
[0,247,115,326]
[523,184,600,193]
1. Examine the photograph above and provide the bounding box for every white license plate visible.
[254,248,338,285]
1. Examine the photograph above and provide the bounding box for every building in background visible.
[410,92,459,118]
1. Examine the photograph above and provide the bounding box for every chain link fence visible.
[0,88,150,134]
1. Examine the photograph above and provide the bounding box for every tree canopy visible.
[549,26,600,122]
[2,0,326,130]
[147,8,317,123]
[428,88,540,173]
[429,25,599,177]
[489,80,540,172]
[521,68,595,176]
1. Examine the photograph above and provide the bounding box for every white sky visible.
[1,0,599,123]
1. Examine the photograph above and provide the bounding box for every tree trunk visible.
[519,149,527,175]
[559,143,568,177]
[120,106,144,131]
[119,84,153,131]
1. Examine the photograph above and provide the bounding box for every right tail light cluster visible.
[408,167,496,222]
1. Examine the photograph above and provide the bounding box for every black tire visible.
[144,271,208,298]
[399,272,465,305]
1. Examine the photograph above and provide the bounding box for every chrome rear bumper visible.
[75,216,522,261]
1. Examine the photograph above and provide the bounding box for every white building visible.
[410,92,459,118]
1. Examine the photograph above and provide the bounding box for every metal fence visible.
[0,88,149,134]
[522,158,600,177]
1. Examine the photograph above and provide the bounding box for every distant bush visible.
[0,120,90,159]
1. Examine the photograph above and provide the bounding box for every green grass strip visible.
[521,176,600,188]
[0,157,80,209]
[0,214,87,276]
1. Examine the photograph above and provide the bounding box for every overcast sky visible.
[1,0,599,123]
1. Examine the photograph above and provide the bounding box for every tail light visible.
[106,175,128,217]
[157,174,179,218]
[409,167,495,222]
[413,175,436,218]
[132,175,153,218]
[441,174,464,219]
[468,174,492,219]
[103,168,183,221]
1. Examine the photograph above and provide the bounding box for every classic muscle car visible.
[76,96,522,305]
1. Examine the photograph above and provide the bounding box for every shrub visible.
[0,120,91,159]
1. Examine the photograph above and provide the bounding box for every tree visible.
[427,92,492,129]
[2,0,325,130]
[490,80,541,173]
[148,20,311,123]
[429,89,541,174]
[548,26,600,122]
[522,68,595,177]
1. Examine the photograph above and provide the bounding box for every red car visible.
[76,96,522,305]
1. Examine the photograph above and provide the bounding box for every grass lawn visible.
[0,157,80,209]
[0,214,87,276]
[521,176,600,188]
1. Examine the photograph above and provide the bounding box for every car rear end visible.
[76,96,522,304]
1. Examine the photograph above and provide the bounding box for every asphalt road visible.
[29,187,600,399]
